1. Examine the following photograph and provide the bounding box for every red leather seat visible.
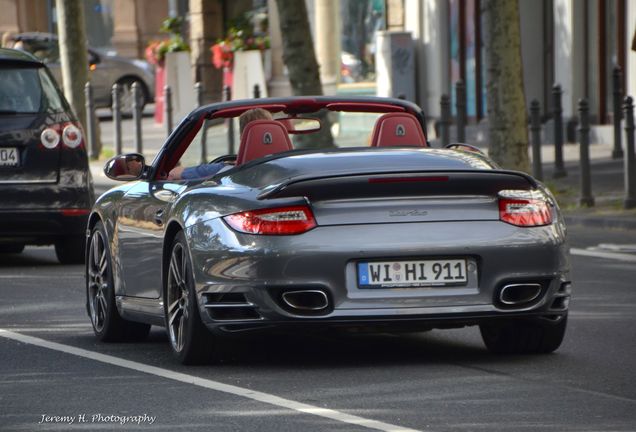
[236,120,294,166]
[370,113,428,147]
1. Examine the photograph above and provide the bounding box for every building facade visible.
[3,0,634,136]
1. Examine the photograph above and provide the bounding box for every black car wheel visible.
[87,221,151,342]
[0,244,25,254]
[55,236,86,264]
[165,231,214,364]
[480,315,567,354]
[115,77,147,117]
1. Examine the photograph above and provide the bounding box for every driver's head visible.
[239,108,273,135]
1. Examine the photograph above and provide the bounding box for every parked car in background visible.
[13,32,155,115]
[0,48,94,263]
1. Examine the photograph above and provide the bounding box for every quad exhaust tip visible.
[499,283,543,306]
[282,290,329,311]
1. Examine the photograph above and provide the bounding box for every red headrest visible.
[370,113,428,147]
[236,120,294,165]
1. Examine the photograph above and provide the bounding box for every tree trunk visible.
[56,0,89,131]
[482,0,529,172]
[274,0,333,147]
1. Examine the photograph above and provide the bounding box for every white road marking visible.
[570,248,636,263]
[0,329,422,432]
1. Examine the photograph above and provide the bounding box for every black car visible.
[0,48,94,263]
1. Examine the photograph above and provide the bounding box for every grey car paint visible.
[91,146,569,333]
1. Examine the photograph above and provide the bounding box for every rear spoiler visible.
[258,170,539,201]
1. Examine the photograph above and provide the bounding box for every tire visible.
[0,244,25,254]
[164,231,215,364]
[87,221,151,342]
[480,315,567,354]
[55,236,86,264]
[115,77,147,117]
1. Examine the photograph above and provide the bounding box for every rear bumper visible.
[187,219,571,333]
[0,209,89,244]
[204,310,569,335]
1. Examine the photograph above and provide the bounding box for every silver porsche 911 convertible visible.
[86,97,571,364]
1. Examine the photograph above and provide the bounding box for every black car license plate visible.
[0,147,19,167]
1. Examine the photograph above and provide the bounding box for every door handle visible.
[154,209,164,226]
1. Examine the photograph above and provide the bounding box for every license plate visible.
[0,147,19,167]
[358,259,468,288]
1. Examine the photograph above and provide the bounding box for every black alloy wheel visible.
[165,231,214,364]
[87,221,150,341]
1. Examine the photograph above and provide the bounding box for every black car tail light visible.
[40,123,84,150]
[62,124,83,148]
[40,128,60,149]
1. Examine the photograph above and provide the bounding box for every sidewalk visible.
[89,114,635,231]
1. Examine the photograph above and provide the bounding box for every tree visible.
[481,0,529,172]
[56,0,89,132]
[274,0,333,147]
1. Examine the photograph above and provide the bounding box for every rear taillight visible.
[498,190,553,227]
[62,124,83,148]
[40,128,60,149]
[224,205,317,235]
[40,123,84,149]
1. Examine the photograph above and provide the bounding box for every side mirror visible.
[104,153,145,181]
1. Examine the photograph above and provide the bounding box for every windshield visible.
[0,66,64,114]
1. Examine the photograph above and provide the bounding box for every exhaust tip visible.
[499,283,543,306]
[282,290,329,311]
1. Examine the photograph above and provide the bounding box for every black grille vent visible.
[203,293,261,321]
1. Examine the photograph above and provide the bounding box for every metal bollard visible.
[84,82,98,159]
[195,82,204,108]
[132,82,143,154]
[530,99,543,181]
[440,94,451,147]
[225,86,235,154]
[552,84,567,178]
[624,96,636,209]
[455,80,466,143]
[164,85,173,136]
[111,83,122,155]
[612,66,624,159]
[194,82,207,163]
[577,99,594,207]
[253,84,261,99]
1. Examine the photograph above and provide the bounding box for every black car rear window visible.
[0,66,64,114]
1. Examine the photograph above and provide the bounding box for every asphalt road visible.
[1,226,635,432]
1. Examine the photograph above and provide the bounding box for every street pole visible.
[440,94,450,148]
[552,84,567,178]
[530,100,543,181]
[612,65,624,159]
[132,82,143,155]
[111,84,122,155]
[624,96,636,209]
[84,82,97,160]
[578,99,594,207]
[455,80,466,143]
